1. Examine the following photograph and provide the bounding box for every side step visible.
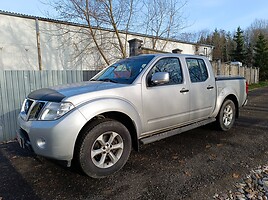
[140,118,216,145]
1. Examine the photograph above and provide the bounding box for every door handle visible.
[180,88,189,93]
[207,85,214,90]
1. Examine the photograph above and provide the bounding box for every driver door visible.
[141,57,190,134]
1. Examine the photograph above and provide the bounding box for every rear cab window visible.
[186,58,208,83]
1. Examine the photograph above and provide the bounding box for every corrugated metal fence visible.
[0,70,98,142]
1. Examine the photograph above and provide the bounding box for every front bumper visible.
[17,108,87,162]
[17,128,33,151]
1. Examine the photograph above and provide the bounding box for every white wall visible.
[0,15,38,70]
[0,13,213,70]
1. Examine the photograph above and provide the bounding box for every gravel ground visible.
[214,164,268,200]
[0,86,268,200]
[213,87,268,200]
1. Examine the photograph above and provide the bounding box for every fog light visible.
[36,138,46,149]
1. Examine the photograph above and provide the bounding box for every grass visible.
[248,81,268,90]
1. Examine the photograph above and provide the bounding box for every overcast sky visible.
[1,0,268,33]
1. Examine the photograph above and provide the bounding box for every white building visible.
[0,10,213,70]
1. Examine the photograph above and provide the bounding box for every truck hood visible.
[27,81,127,102]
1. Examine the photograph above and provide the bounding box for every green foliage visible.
[199,29,234,62]
[196,20,268,82]
[254,33,268,81]
[231,27,246,63]
[248,81,268,90]
[245,43,254,67]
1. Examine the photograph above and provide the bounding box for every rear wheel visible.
[75,119,132,178]
[216,99,236,131]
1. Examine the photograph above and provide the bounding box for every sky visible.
[0,0,268,33]
[183,0,268,33]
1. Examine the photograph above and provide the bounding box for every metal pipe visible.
[35,18,42,70]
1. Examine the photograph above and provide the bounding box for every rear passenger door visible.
[186,58,216,121]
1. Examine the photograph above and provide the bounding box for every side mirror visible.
[151,72,169,85]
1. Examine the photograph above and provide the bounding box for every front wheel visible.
[216,99,236,131]
[75,119,132,178]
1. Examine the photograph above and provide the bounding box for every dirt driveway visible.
[1,87,268,200]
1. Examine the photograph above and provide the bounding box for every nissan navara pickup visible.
[17,54,248,178]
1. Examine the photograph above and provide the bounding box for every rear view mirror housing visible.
[151,72,169,85]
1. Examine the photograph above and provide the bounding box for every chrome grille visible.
[28,102,46,120]
[24,99,34,115]
[21,99,46,121]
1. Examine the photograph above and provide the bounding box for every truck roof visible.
[135,53,209,59]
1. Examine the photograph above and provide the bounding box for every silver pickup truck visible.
[17,54,248,178]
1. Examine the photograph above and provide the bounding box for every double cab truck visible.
[17,54,248,178]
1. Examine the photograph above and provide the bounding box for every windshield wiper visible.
[98,78,118,83]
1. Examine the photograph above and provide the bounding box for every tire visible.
[216,99,236,131]
[75,118,132,178]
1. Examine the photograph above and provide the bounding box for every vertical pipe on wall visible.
[35,18,42,70]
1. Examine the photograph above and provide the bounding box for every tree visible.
[197,29,234,62]
[222,32,235,62]
[46,0,188,68]
[254,33,268,81]
[245,19,268,46]
[47,0,136,66]
[141,0,188,50]
[245,43,254,67]
[177,29,210,43]
[231,27,246,63]
[211,29,226,60]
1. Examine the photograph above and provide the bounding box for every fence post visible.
[217,59,221,75]
[257,68,260,83]
[254,68,257,83]
[250,67,252,84]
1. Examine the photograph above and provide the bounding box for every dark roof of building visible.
[0,10,213,48]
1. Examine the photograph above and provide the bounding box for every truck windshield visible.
[92,55,155,84]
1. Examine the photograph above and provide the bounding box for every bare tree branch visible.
[44,0,188,69]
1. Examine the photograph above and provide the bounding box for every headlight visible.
[39,102,74,120]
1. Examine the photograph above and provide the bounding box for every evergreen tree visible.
[232,27,246,63]
[254,33,268,81]
[201,29,229,61]
[245,43,254,67]
[225,32,236,61]
[211,29,222,60]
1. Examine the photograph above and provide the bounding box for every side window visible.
[148,57,183,86]
[186,58,208,83]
